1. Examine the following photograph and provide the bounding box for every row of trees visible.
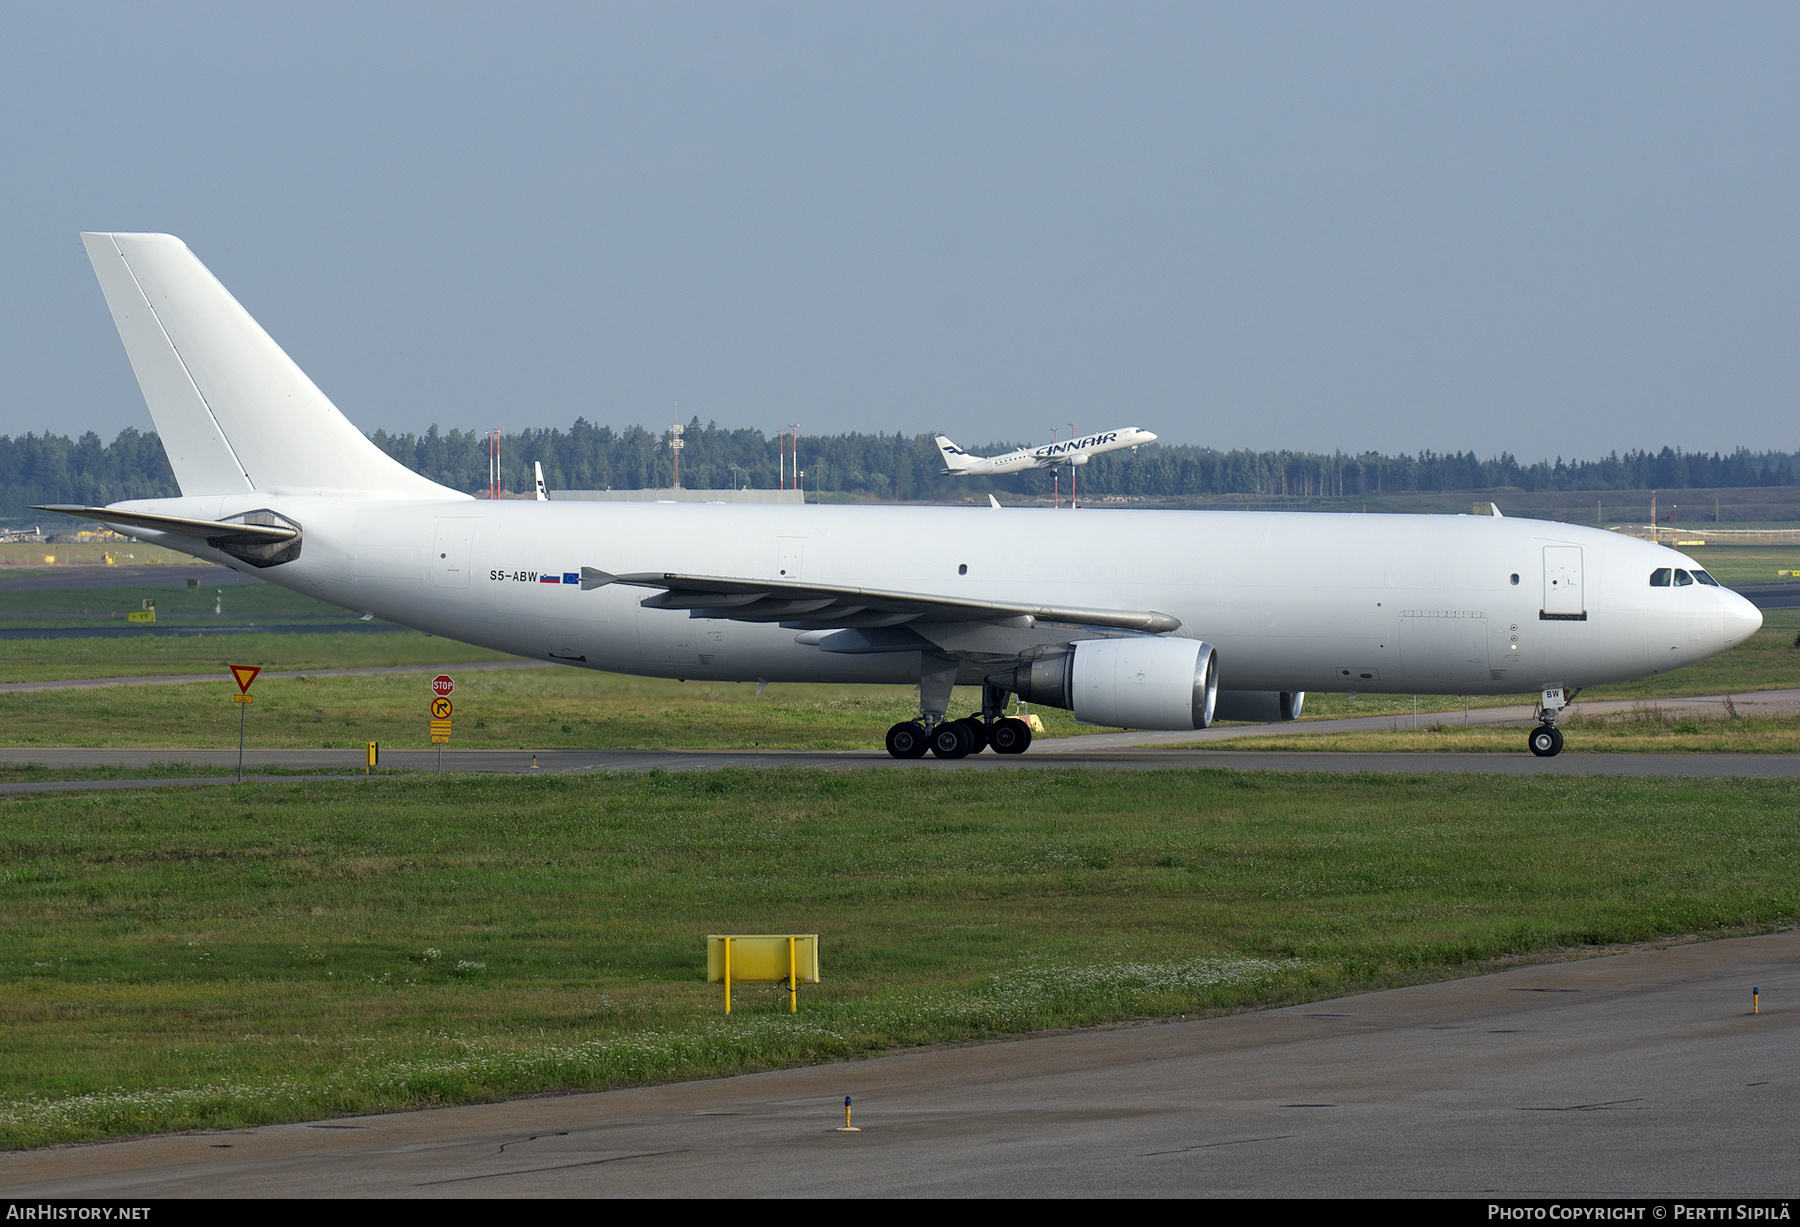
[2,421,1795,517]
[371,421,1800,502]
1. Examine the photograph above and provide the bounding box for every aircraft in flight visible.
[935,428,1157,476]
[45,234,1762,760]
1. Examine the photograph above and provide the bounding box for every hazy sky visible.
[1,2,1795,457]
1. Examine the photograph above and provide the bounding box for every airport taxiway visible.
[3,930,1793,1198]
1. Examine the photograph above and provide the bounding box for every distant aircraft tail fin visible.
[80,233,460,500]
[935,435,977,474]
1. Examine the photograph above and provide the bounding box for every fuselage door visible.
[431,518,479,589]
[778,537,807,581]
[1542,546,1584,617]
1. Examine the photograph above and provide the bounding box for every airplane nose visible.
[1722,590,1763,649]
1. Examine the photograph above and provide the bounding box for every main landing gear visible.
[885,676,1032,759]
[885,714,1032,759]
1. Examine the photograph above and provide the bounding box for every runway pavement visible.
[0,563,250,591]
[1735,582,1800,610]
[3,930,1792,1198]
[0,691,1792,792]
[1,744,1797,793]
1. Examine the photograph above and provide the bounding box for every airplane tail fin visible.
[80,233,459,500]
[935,435,976,473]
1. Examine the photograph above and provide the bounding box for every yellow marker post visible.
[1753,985,1760,1014]
[724,937,732,1015]
[366,741,378,775]
[837,1096,859,1132]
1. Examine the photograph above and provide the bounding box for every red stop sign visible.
[432,674,454,697]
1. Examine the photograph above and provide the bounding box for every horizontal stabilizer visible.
[34,505,296,542]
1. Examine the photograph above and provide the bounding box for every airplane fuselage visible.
[941,428,1158,476]
[115,496,1761,696]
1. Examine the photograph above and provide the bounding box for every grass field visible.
[1685,545,1800,586]
[1,768,1794,1148]
[0,613,1791,753]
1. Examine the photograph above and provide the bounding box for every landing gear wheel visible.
[1528,726,1564,757]
[989,717,1033,755]
[886,721,930,759]
[929,720,975,759]
[959,716,990,754]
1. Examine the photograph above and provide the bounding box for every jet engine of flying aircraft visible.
[47,234,1763,760]
[935,429,1157,476]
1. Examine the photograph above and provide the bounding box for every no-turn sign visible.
[432,674,454,697]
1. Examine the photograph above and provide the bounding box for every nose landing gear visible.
[1527,686,1578,757]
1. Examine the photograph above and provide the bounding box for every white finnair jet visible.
[45,234,1761,760]
[936,428,1157,476]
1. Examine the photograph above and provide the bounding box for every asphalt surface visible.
[2,743,1798,789]
[0,564,251,591]
[0,622,408,639]
[4,930,1793,1198]
[0,688,1793,791]
[1735,582,1800,610]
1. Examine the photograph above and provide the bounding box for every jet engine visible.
[1211,690,1306,723]
[998,637,1218,730]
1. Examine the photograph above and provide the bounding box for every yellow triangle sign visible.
[230,665,261,694]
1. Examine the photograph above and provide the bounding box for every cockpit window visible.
[1692,569,1719,586]
[1673,569,1694,586]
[1649,568,1672,587]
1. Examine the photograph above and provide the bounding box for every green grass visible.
[0,670,1096,750]
[1684,545,1800,587]
[1,615,1793,752]
[0,579,341,621]
[0,630,517,683]
[0,768,1794,1148]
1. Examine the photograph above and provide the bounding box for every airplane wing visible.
[581,567,1180,634]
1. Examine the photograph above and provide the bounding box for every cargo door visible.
[1542,547,1584,619]
[1399,611,1490,685]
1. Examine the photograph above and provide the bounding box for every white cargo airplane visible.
[936,428,1157,476]
[44,234,1762,760]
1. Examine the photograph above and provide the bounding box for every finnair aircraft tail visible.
[934,436,976,472]
[79,233,456,501]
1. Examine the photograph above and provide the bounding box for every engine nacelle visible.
[997,637,1219,730]
[1211,690,1305,723]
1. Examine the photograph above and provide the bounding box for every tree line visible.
[2,420,1795,518]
